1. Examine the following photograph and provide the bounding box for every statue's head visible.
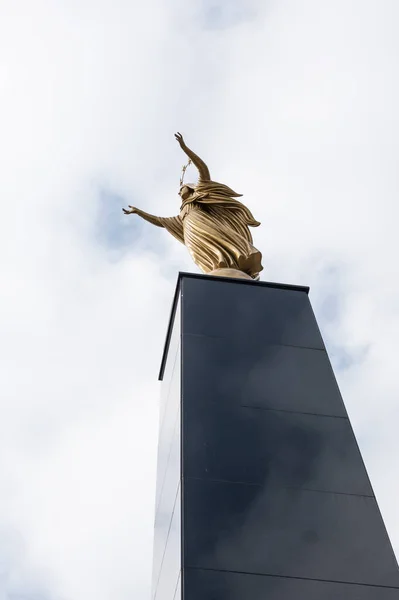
[179,184,195,200]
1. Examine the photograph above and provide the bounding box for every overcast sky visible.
[1,0,399,598]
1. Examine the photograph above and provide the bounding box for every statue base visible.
[208,268,254,280]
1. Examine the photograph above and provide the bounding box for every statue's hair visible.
[180,182,196,192]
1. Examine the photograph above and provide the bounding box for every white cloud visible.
[1,0,399,598]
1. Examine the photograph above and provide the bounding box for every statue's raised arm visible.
[174,132,211,182]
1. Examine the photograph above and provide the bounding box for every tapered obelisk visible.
[152,272,399,600]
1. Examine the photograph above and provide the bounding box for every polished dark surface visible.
[181,276,324,349]
[183,403,372,495]
[184,568,399,600]
[153,274,399,599]
[182,335,345,416]
[183,479,399,587]
[159,273,310,380]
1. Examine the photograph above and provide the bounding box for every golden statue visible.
[123,133,263,280]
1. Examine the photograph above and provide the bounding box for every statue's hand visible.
[174,132,186,148]
[122,205,138,215]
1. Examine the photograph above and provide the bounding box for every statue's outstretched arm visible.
[123,205,184,245]
[122,206,164,227]
[175,132,211,181]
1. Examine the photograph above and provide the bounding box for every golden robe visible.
[156,181,263,279]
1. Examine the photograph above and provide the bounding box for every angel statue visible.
[123,133,263,280]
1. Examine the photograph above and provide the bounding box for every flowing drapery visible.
[156,180,263,279]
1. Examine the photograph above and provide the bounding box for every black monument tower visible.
[151,273,399,599]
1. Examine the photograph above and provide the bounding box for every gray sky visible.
[1,0,399,598]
